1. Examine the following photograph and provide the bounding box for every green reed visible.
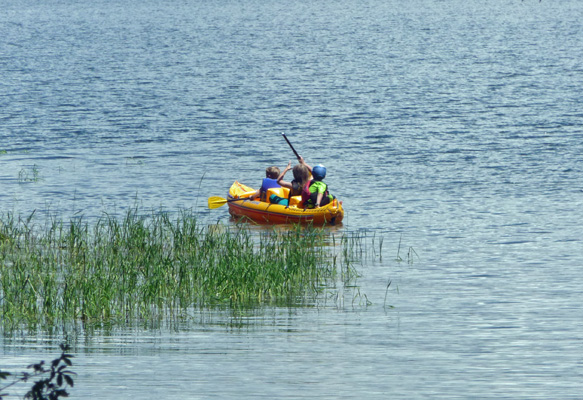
[0,208,361,329]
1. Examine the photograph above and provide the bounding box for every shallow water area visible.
[2,0,583,398]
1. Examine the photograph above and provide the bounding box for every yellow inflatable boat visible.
[226,181,344,225]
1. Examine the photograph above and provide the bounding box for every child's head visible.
[265,166,280,179]
[312,165,326,181]
[292,164,310,184]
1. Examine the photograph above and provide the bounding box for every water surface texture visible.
[1,0,583,398]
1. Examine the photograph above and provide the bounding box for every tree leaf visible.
[64,375,74,387]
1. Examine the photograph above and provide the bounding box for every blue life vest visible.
[260,178,280,201]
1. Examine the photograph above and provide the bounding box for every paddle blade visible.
[208,196,228,209]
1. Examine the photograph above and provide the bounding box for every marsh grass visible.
[17,164,41,183]
[395,234,419,264]
[0,208,363,330]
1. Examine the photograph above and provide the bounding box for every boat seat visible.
[266,187,288,200]
[265,187,302,207]
[289,196,301,207]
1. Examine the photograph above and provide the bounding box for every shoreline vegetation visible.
[0,207,368,332]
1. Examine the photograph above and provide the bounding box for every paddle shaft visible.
[208,195,253,209]
[282,133,301,161]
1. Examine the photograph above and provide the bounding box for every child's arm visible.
[298,156,312,173]
[250,190,260,200]
[315,192,324,208]
[277,161,293,189]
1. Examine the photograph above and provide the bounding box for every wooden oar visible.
[207,196,252,209]
[282,132,301,161]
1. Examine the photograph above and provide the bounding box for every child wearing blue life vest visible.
[250,166,282,202]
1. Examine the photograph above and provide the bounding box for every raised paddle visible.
[207,196,253,209]
[282,132,301,161]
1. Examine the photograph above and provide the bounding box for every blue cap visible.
[312,165,326,181]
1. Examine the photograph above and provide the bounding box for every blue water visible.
[2,0,583,398]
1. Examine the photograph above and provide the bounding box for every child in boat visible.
[251,166,281,202]
[274,157,312,207]
[304,164,335,208]
[277,160,335,208]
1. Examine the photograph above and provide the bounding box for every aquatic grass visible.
[17,164,41,183]
[395,234,419,264]
[0,208,362,330]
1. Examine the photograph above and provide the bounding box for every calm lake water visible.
[2,0,583,398]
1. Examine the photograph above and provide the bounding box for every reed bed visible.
[0,208,360,329]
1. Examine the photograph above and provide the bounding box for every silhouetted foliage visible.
[0,344,75,399]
